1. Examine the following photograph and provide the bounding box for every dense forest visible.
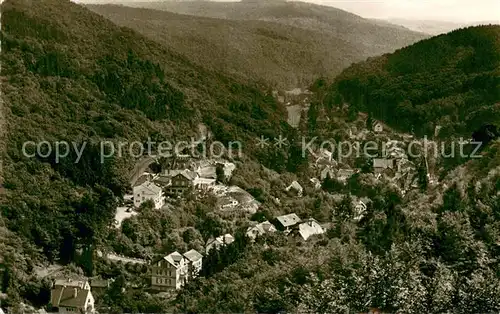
[326,25,500,138]
[1,0,500,313]
[86,3,426,89]
[0,0,294,308]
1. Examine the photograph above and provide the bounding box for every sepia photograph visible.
[0,0,499,312]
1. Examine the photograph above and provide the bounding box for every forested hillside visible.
[0,0,291,306]
[102,1,427,88]
[326,25,500,138]
[2,1,500,312]
[126,0,426,54]
[87,4,362,89]
[385,18,500,36]
[168,27,500,314]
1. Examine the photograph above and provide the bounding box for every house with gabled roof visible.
[320,166,336,181]
[166,170,198,197]
[53,279,90,290]
[151,251,188,291]
[337,169,355,183]
[183,249,203,278]
[373,158,395,174]
[292,218,325,241]
[373,121,384,133]
[50,279,95,314]
[206,234,235,253]
[285,181,303,197]
[354,200,368,222]
[246,221,277,241]
[194,177,216,191]
[89,278,109,298]
[273,213,301,233]
[133,181,164,209]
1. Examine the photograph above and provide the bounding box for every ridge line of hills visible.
[86,0,428,89]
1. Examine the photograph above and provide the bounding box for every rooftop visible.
[296,218,325,241]
[373,158,394,168]
[276,213,301,227]
[136,181,162,194]
[51,285,91,308]
[164,251,185,268]
[53,279,87,289]
[183,249,203,262]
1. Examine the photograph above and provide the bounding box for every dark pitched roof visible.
[51,286,91,308]
[133,174,150,187]
[276,213,301,228]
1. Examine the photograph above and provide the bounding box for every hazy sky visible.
[311,0,500,23]
[77,0,500,23]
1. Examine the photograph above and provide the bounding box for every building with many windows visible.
[133,181,164,209]
[151,251,188,291]
[151,249,203,291]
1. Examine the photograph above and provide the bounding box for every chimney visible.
[73,288,78,299]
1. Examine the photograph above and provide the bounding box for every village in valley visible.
[44,87,439,314]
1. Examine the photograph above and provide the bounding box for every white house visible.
[320,167,336,180]
[373,121,383,133]
[183,249,203,278]
[309,178,322,190]
[285,181,303,197]
[246,221,277,241]
[50,279,95,314]
[337,169,355,183]
[373,158,395,174]
[294,218,325,241]
[194,177,216,191]
[206,234,235,253]
[354,201,367,221]
[133,181,164,209]
[151,252,188,291]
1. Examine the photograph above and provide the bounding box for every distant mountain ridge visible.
[87,1,427,88]
[385,18,500,35]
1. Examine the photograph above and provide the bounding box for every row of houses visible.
[131,158,238,209]
[132,169,217,209]
[150,234,236,291]
[246,213,326,242]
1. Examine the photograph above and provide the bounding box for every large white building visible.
[133,181,164,209]
[151,249,203,291]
